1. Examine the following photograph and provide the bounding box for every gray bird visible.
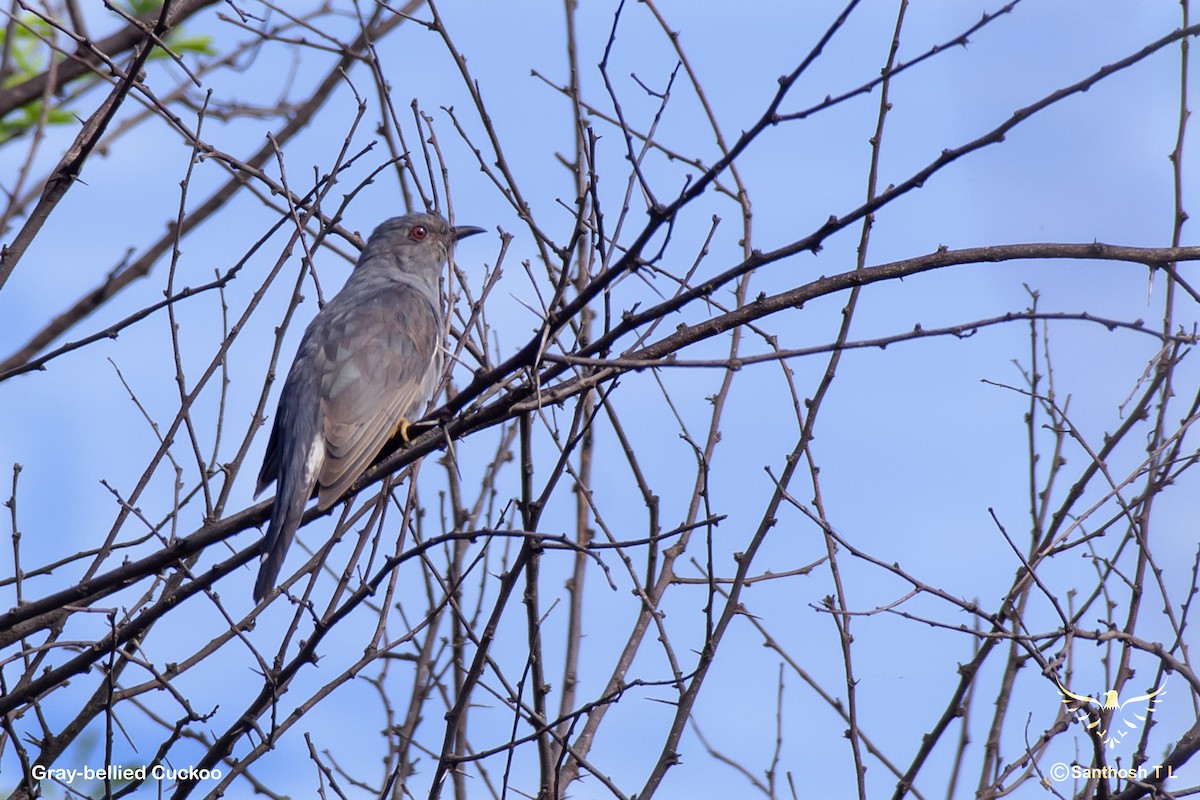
[253,212,484,601]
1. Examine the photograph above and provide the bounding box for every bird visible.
[253,211,484,602]
[1056,679,1167,749]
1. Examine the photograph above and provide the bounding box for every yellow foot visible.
[395,417,437,444]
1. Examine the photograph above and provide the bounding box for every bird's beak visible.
[453,225,486,241]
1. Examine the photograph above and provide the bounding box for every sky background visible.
[1,1,1198,797]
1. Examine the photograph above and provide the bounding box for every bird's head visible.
[1102,690,1119,709]
[359,212,485,282]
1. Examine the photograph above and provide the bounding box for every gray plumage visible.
[254,212,484,601]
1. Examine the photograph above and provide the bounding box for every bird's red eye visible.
[410,225,428,241]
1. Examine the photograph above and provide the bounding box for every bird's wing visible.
[1056,680,1102,711]
[256,329,327,497]
[1117,684,1166,709]
[1114,684,1167,736]
[315,284,441,507]
[255,410,283,495]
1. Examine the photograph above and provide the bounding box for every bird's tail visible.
[253,456,314,602]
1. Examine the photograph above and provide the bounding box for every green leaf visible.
[125,0,164,16]
[166,34,217,56]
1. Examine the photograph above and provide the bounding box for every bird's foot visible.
[395,417,438,445]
